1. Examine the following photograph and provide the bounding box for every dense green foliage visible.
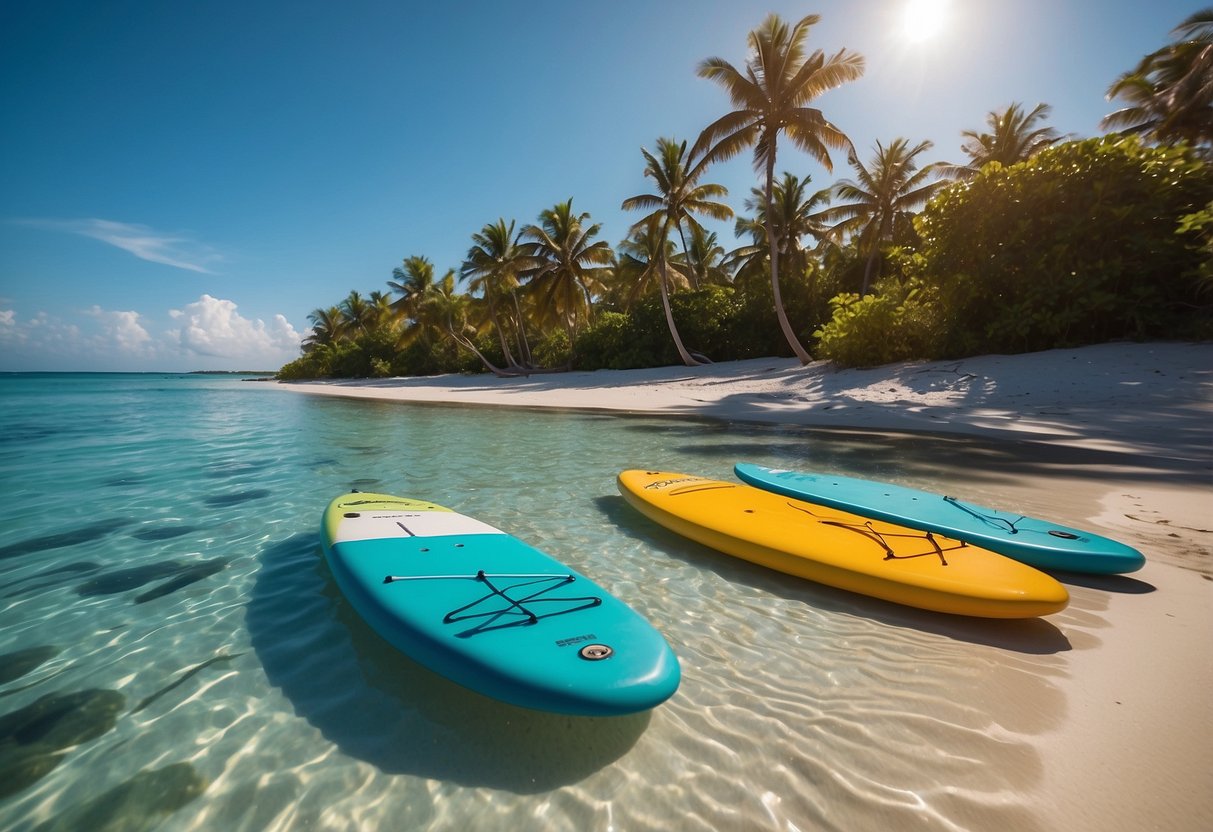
[574,284,812,370]
[281,13,1212,379]
[913,136,1212,356]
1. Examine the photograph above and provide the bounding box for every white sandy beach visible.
[282,341,1212,832]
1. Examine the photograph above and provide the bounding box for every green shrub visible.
[276,347,332,380]
[916,135,1212,355]
[813,275,941,367]
[1177,201,1213,300]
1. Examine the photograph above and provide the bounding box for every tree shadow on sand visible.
[619,419,1209,490]
[246,533,650,794]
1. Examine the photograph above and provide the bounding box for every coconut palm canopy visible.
[1103,8,1213,147]
[693,13,865,364]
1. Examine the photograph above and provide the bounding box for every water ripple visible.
[0,376,1115,831]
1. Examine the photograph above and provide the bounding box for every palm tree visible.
[621,137,733,289]
[614,216,691,309]
[418,271,477,361]
[462,218,536,372]
[1103,8,1213,147]
[303,306,344,351]
[751,172,830,274]
[677,225,733,287]
[729,172,830,292]
[339,290,375,335]
[404,268,462,353]
[821,138,947,295]
[520,199,613,346]
[387,256,437,323]
[694,13,864,364]
[366,290,397,331]
[946,102,1062,177]
[622,138,730,365]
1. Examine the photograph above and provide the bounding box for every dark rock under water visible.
[202,489,271,507]
[0,645,62,686]
[31,762,209,832]
[76,562,186,597]
[0,519,133,561]
[134,559,229,604]
[75,558,230,603]
[0,688,126,799]
[130,524,198,541]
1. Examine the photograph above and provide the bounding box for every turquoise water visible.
[1,374,1092,831]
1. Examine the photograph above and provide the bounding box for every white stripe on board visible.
[333,511,506,543]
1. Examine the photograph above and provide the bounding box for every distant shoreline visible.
[190,370,277,376]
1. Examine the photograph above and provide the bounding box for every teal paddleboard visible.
[320,492,679,716]
[734,464,1146,575]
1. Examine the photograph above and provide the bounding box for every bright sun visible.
[902,0,950,42]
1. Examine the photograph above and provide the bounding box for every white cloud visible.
[0,310,83,360]
[0,297,303,371]
[17,217,222,273]
[85,305,153,354]
[168,294,302,363]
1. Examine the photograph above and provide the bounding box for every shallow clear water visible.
[1,374,1097,831]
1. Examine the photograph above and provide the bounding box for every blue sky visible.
[0,0,1200,371]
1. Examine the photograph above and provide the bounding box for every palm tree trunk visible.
[861,245,879,296]
[659,252,702,367]
[861,219,887,295]
[510,291,534,367]
[765,150,813,365]
[445,325,529,378]
[675,223,699,290]
[486,294,523,371]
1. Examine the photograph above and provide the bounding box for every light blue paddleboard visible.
[320,492,680,716]
[734,464,1146,575]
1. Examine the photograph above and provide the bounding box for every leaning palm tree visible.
[820,138,948,295]
[520,199,613,346]
[403,268,463,356]
[946,102,1062,177]
[461,218,536,373]
[694,13,864,364]
[1103,8,1213,147]
[417,270,510,373]
[622,137,730,365]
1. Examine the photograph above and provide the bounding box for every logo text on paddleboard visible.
[556,633,597,648]
[644,477,702,490]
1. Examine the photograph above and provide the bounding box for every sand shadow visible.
[595,496,1072,655]
[1048,571,1157,594]
[623,419,1210,490]
[246,533,650,793]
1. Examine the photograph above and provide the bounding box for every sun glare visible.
[902,0,949,43]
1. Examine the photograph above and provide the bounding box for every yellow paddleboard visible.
[617,470,1069,619]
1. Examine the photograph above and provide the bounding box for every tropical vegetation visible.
[279,9,1213,380]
